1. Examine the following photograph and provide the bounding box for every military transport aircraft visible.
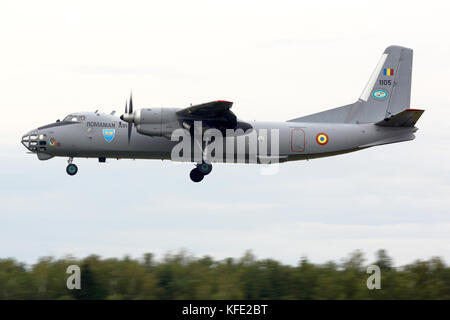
[21,45,424,182]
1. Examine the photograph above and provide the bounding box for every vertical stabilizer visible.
[358,45,413,120]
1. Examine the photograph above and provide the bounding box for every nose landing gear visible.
[66,157,78,176]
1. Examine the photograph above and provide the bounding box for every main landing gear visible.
[189,162,213,183]
[189,136,214,182]
[66,157,78,176]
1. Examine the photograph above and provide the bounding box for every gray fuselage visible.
[22,111,417,163]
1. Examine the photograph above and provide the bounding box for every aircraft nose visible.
[21,130,40,152]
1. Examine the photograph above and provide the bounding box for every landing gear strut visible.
[189,132,215,182]
[66,157,78,176]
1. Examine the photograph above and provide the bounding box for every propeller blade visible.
[128,119,132,144]
[129,93,133,114]
[125,100,128,114]
[128,94,133,144]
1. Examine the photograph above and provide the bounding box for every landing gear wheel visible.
[190,168,204,182]
[66,163,78,176]
[197,162,212,175]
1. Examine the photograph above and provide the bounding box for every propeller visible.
[120,93,134,144]
[128,93,133,144]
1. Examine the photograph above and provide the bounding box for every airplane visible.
[21,45,424,182]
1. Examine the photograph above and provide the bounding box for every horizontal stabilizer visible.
[375,109,424,127]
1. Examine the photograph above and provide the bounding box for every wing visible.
[177,100,234,119]
[176,100,251,133]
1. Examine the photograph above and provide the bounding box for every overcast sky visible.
[0,0,449,267]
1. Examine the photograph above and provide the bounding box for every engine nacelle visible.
[134,108,181,138]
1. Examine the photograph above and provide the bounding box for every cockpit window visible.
[63,114,86,122]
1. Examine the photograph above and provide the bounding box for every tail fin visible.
[358,45,413,120]
[289,45,413,124]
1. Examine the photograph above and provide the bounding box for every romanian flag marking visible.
[383,68,394,76]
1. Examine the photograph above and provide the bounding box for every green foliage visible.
[0,250,448,300]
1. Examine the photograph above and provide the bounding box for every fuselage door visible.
[291,128,305,152]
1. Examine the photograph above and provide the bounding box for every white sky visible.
[0,0,449,266]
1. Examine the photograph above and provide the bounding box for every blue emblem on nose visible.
[103,129,115,143]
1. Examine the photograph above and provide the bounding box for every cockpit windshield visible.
[63,114,86,122]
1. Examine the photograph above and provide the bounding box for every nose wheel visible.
[189,162,212,182]
[66,157,78,176]
[66,163,78,176]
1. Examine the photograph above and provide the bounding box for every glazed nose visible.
[21,130,48,152]
[21,130,38,151]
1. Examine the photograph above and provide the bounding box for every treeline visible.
[0,249,449,299]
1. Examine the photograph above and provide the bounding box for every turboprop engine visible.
[120,95,182,141]
[132,107,181,138]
